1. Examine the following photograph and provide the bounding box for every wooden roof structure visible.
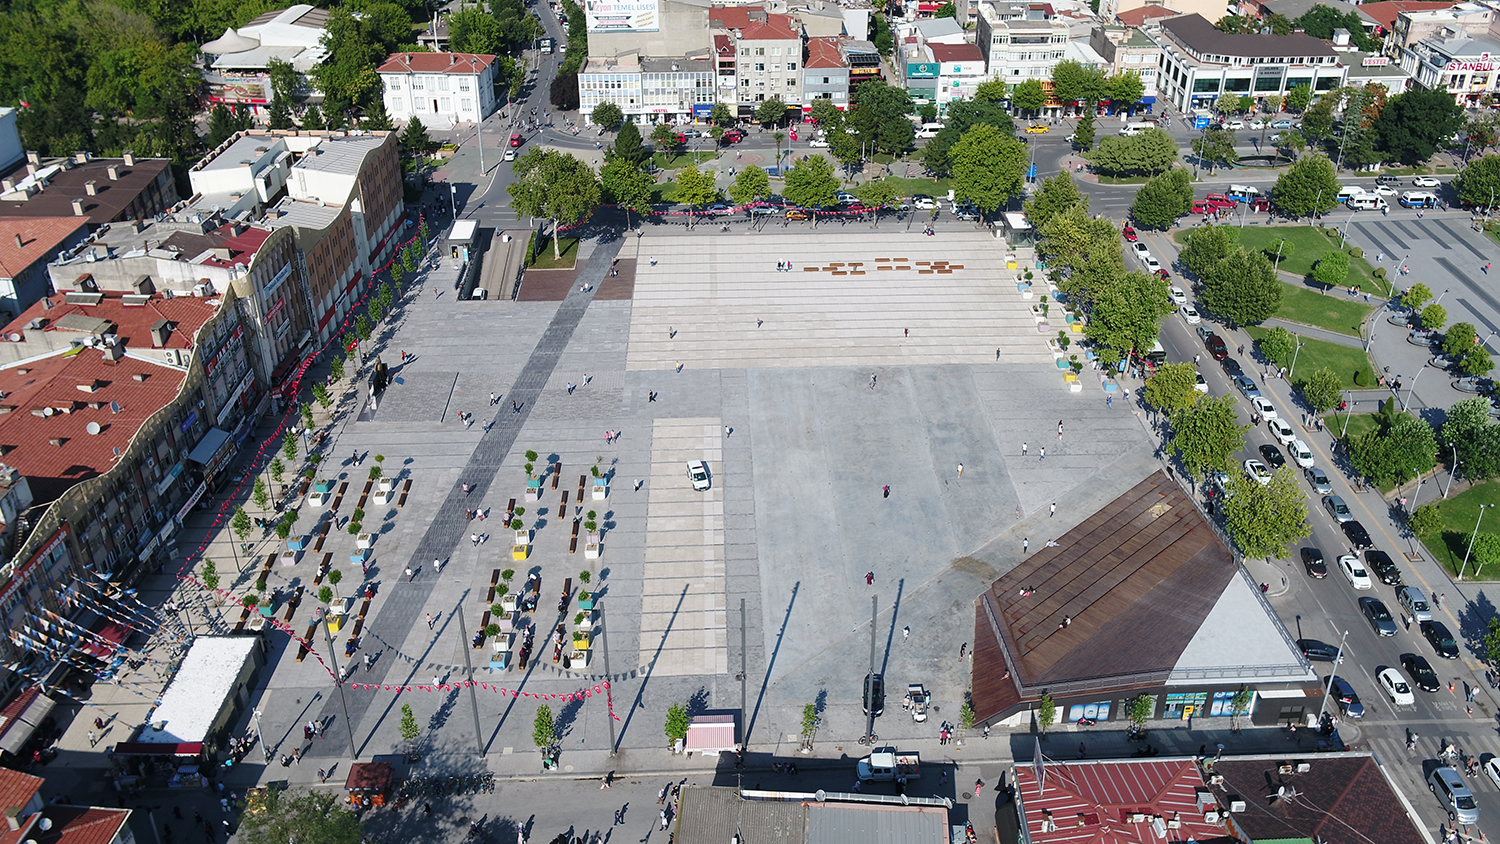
[971,472,1235,722]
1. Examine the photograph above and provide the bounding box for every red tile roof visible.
[0,769,42,832]
[0,293,217,503]
[377,52,496,75]
[1015,759,1227,844]
[805,36,847,68]
[709,6,759,29]
[1206,756,1425,844]
[38,806,131,844]
[929,42,985,62]
[1357,0,1455,30]
[740,15,801,40]
[1114,5,1182,26]
[0,219,89,280]
[715,33,735,57]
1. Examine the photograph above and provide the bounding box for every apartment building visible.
[802,36,852,110]
[378,52,500,130]
[1404,25,1500,105]
[1152,14,1348,112]
[710,6,807,116]
[976,1,1107,113]
[1091,25,1164,103]
[580,54,718,125]
[0,152,179,232]
[0,218,89,322]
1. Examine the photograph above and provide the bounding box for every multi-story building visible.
[1100,0,1226,25]
[0,218,89,322]
[710,7,807,118]
[1362,0,1465,55]
[378,52,500,130]
[801,36,851,111]
[902,42,989,108]
[200,4,331,113]
[1390,2,1496,52]
[0,152,179,232]
[0,771,134,844]
[1152,14,1349,112]
[976,2,1108,115]
[1404,25,1500,105]
[580,55,718,125]
[1091,24,1164,107]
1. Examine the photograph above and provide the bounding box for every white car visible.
[686,460,711,491]
[911,195,938,210]
[1132,242,1151,257]
[1413,176,1441,188]
[1248,119,1266,129]
[836,192,859,205]
[1243,459,1272,485]
[1370,185,1397,197]
[1250,396,1277,420]
[1168,286,1187,305]
[1194,371,1209,393]
[1338,554,1372,589]
[1143,255,1163,273]
[504,149,517,161]
[1378,667,1415,706]
[1224,120,1246,130]
[1289,439,1314,468]
[1180,304,1201,324]
[807,137,829,147]
[1268,417,1297,445]
[1485,758,1500,790]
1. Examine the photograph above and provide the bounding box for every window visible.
[461,98,472,110]
[756,63,765,71]
[388,78,402,90]
[459,78,471,92]
[413,77,425,90]
[787,61,797,70]
[822,76,830,84]
[756,47,765,56]
[439,77,450,91]
[416,99,427,110]
[741,47,749,56]
[441,97,452,111]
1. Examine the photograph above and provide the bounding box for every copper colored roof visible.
[971,472,1234,722]
[0,158,171,228]
[0,769,42,826]
[37,806,131,844]
[740,15,801,41]
[1205,756,1425,844]
[1357,0,1456,29]
[1014,759,1227,844]
[1114,5,1183,26]
[0,218,88,279]
[377,52,496,74]
[716,33,735,56]
[929,42,985,62]
[805,36,847,68]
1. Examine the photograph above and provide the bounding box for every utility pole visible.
[456,603,485,756]
[738,598,747,746]
[864,594,877,743]
[1316,631,1349,720]
[320,618,358,760]
[600,607,618,755]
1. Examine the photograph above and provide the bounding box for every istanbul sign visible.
[1447,53,1497,72]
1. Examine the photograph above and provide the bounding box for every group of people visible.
[775,261,796,272]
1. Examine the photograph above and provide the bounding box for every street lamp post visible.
[1313,187,1324,224]
[1444,443,1460,498]
[450,184,457,217]
[1458,504,1497,579]
[1400,364,1428,412]
[1289,336,1305,379]
[1316,631,1349,719]
[252,709,269,763]
[1409,469,1425,514]
[1273,238,1286,276]
[1340,392,1354,438]
[1339,209,1356,248]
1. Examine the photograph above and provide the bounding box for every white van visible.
[1228,184,1261,198]
[1349,194,1388,211]
[915,123,944,139]
[1400,190,1437,208]
[1336,185,1367,203]
[1118,123,1151,136]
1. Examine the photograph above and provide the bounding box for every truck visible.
[857,747,921,782]
[539,37,553,53]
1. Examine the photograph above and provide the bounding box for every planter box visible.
[502,594,518,612]
[287,536,306,551]
[1028,304,1047,322]
[511,545,529,560]
[563,650,591,669]
[350,548,369,564]
[356,533,374,549]
[514,529,531,546]
[378,477,395,493]
[585,542,600,559]
[573,611,595,630]
[592,479,607,500]
[572,632,592,650]
[279,550,298,567]
[314,479,334,494]
[1068,379,1084,393]
[375,489,395,506]
[578,595,595,611]
[525,478,542,502]
[1035,321,1051,333]
[309,491,330,507]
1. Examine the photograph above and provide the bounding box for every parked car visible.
[1378,667,1415,706]
[1364,549,1402,586]
[1343,520,1373,549]
[1259,444,1286,469]
[686,460,711,491]
[1360,596,1398,636]
[911,194,937,210]
[1269,418,1297,445]
[953,204,981,221]
[1338,554,1372,589]
[1180,304,1201,324]
[1233,375,1261,399]
[785,208,810,220]
[1413,176,1441,188]
[1298,638,1340,661]
[1122,225,1138,242]
[1220,357,1242,375]
[863,672,885,716]
[1194,371,1208,393]
[1328,675,1364,717]
[1206,335,1229,361]
[1305,465,1333,494]
[1251,396,1278,420]
[1243,459,1273,485]
[1422,620,1459,659]
[1168,286,1187,305]
[1429,766,1479,825]
[1270,119,1296,128]
[1300,546,1327,578]
[1401,654,1440,692]
[1323,494,1353,523]
[1289,439,1314,469]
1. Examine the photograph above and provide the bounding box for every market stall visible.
[344,761,393,808]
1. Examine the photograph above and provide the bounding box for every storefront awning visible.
[81,619,134,658]
[186,428,232,466]
[684,714,737,752]
[0,688,57,755]
[111,742,204,757]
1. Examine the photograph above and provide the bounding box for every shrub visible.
[492,603,504,615]
[1353,367,1370,386]
[1349,246,1363,258]
[484,623,500,637]
[1374,266,1387,279]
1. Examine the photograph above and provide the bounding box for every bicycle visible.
[856,732,879,746]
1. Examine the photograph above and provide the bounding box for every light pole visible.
[1339,209,1356,248]
[1396,253,1409,278]
[252,709,269,763]
[1313,186,1323,223]
[449,184,457,217]
[320,618,359,761]
[1409,468,1425,514]
[1340,392,1354,438]
[1273,237,1286,276]
[1400,364,1428,412]
[1289,335,1305,379]
[1316,631,1349,719]
[1458,503,1497,579]
[1444,443,1460,498]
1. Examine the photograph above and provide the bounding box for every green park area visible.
[1273,283,1375,337]
[1245,327,1374,389]
[1412,482,1500,578]
[1232,226,1392,297]
[1332,411,1380,441]
[525,234,580,270]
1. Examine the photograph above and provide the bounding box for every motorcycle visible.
[1076,717,1097,727]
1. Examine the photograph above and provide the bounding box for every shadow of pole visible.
[745,581,799,748]
[614,583,690,753]
[880,579,905,678]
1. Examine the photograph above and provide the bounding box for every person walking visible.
[1022,442,1028,456]
[869,372,877,389]
[959,642,968,659]
[957,463,964,478]
[613,810,623,826]
[1023,537,1029,553]
[865,571,875,586]
[975,778,984,796]
[1057,420,1064,439]
[425,613,435,630]
[1040,447,1045,459]
[405,566,415,582]
[882,485,890,498]
[1049,502,1056,517]
[903,625,910,641]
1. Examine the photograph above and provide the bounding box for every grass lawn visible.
[1175,225,1391,297]
[1484,225,1500,251]
[1413,481,1500,577]
[1245,327,1374,389]
[652,180,678,204]
[525,234,580,269]
[1332,411,1381,441]
[650,151,713,171]
[1273,283,1375,337]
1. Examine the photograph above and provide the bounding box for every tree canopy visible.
[1223,466,1309,560]
[1024,173,1088,232]
[1171,394,1250,480]
[921,98,1016,176]
[1456,154,1500,209]
[1346,400,1437,488]
[1376,88,1465,165]
[1050,60,1107,108]
[1198,244,1281,327]
[1441,397,1500,482]
[949,124,1027,213]
[1271,154,1339,218]
[848,81,915,155]
[507,149,602,256]
[236,790,362,844]
[782,154,840,209]
[1088,128,1177,176]
[1129,168,1193,229]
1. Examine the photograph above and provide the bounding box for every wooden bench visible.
[803,266,818,272]
[397,478,411,507]
[552,462,562,490]
[297,622,317,661]
[359,597,371,618]
[570,518,580,554]
[283,586,303,622]
[877,265,893,270]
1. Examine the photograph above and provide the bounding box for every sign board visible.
[178,481,208,522]
[585,0,659,33]
[906,62,939,79]
[1362,56,1390,66]
[1447,60,1497,72]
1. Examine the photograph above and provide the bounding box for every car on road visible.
[1194,371,1208,393]
[1123,225,1138,242]
[1298,638,1341,661]
[953,204,981,221]
[1413,176,1441,188]
[504,149,517,161]
[785,208,810,220]
[1378,667,1415,706]
[700,203,733,216]
[1305,465,1333,494]
[1323,494,1352,523]
[1364,549,1402,586]
[721,129,745,144]
[1328,675,1364,717]
[686,460,711,491]
[836,192,859,205]
[1342,520,1373,549]
[1180,304,1201,324]
[1220,357,1243,375]
[1260,444,1285,469]
[1289,439,1314,469]
[1206,335,1229,361]
[1360,596,1398,636]
[1301,547,1327,578]
[1269,417,1297,445]
[1486,758,1500,791]
[1338,554,1372,589]
[1233,374,1260,399]
[1422,620,1459,659]
[1223,120,1246,130]
[1401,654,1440,692]
[1168,286,1187,305]
[1371,185,1398,197]
[1429,766,1479,825]
[911,194,938,210]
[863,672,885,716]
[1143,255,1163,273]
[807,137,829,147]
[1243,459,1273,485]
[1025,124,1049,134]
[1250,396,1277,420]
[1131,242,1151,257]
[1271,119,1296,128]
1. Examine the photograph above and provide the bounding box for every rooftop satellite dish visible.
[38,818,52,831]
[109,401,121,414]
[85,422,101,435]
[7,334,17,342]
[41,407,53,417]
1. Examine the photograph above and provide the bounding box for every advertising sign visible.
[585,0,658,33]
[906,62,939,79]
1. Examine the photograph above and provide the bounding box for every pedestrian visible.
[433,675,442,688]
[724,425,731,437]
[567,383,575,395]
[1058,420,1064,439]
[88,730,96,747]
[423,804,432,816]
[635,479,644,490]
[1107,395,1113,408]
[1040,447,1045,459]
[1049,502,1056,517]
[600,773,613,789]
[959,642,968,660]
[983,724,991,739]
[426,613,435,629]
[1022,442,1028,456]
[883,484,890,498]
[613,810,623,826]
[866,571,875,586]
[472,532,480,546]
[975,778,984,796]
[957,463,964,478]
[658,786,667,804]
[1079,741,1087,758]
[405,566,415,582]
[903,625,910,641]
[904,328,909,338]
[490,391,497,406]
[660,810,669,830]
[870,372,877,389]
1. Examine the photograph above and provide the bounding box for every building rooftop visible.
[35,806,132,844]
[292,135,386,180]
[1114,5,1183,26]
[740,15,802,40]
[1204,754,1426,844]
[377,51,497,75]
[0,218,89,280]
[805,36,849,68]
[134,636,259,744]
[0,157,172,229]
[1162,13,1339,58]
[265,198,344,231]
[674,787,949,844]
[970,472,1312,722]
[205,5,330,71]
[709,6,769,30]
[914,17,966,37]
[929,42,986,62]
[1261,0,1379,25]
[1014,758,1227,844]
[640,56,714,72]
[1359,0,1458,30]
[195,135,286,174]
[1419,27,1500,53]
[0,292,217,503]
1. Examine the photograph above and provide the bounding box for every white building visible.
[580,54,717,125]
[903,42,989,108]
[379,52,499,130]
[200,5,331,113]
[1404,27,1500,106]
[1152,14,1349,112]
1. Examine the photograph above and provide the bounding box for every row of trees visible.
[1176,225,1283,328]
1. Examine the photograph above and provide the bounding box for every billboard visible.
[906,62,938,79]
[586,0,659,33]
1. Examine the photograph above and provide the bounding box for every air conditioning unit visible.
[1209,775,1224,785]
[1229,799,1246,813]
[1296,763,1311,773]
[1166,819,1181,830]
[1204,811,1221,823]
[1279,765,1294,774]
[1129,813,1146,823]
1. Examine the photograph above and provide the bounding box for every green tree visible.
[268,100,295,130]
[1035,693,1056,735]
[1471,533,1500,577]
[1421,303,1448,332]
[1286,83,1313,112]
[848,81,915,155]
[1300,367,1343,414]
[1089,128,1176,176]
[355,315,371,342]
[1011,79,1047,114]
[1050,60,1107,109]
[855,179,901,221]
[1465,114,1499,154]
[918,102,938,124]
[1130,168,1194,230]
[1443,321,1477,358]
[1200,247,1281,327]
[448,7,504,54]
[400,117,434,155]
[207,104,239,148]
[1300,95,1336,145]
[935,1,957,17]
[1073,109,1096,151]
[608,121,648,167]
[591,101,623,130]
[508,149,602,258]
[201,558,221,594]
[1223,465,1309,559]
[829,128,861,175]
[973,78,1008,104]
[1024,173,1088,233]
[1178,224,1238,278]
[1192,125,1237,172]
[650,122,681,151]
[1312,250,1350,289]
[783,154,839,209]
[1127,694,1154,728]
[300,105,326,131]
[1144,362,1202,414]
[809,98,843,130]
[400,703,419,743]
[800,703,819,749]
[532,704,556,750]
[1376,87,1465,164]
[1456,345,1494,378]
[950,124,1027,213]
[313,382,333,409]
[1265,94,1285,114]
[1346,410,1438,488]
[234,788,363,844]
[1404,283,1434,313]
[232,507,253,547]
[1484,617,1500,665]
[1257,326,1297,368]
[1272,155,1339,219]
[1456,154,1500,210]
[360,101,394,131]
[600,159,653,230]
[1171,395,1250,480]
[270,457,285,486]
[671,162,719,208]
[921,98,1015,176]
[282,433,299,464]
[1110,72,1145,113]
[664,702,690,745]
[1441,398,1500,481]
[729,164,770,205]
[309,6,394,117]
[1085,270,1175,363]
[754,96,787,127]
[253,476,269,511]
[1409,502,1443,537]
[549,73,579,110]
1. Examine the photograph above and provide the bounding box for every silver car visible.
[1304,465,1332,494]
[1323,494,1352,523]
